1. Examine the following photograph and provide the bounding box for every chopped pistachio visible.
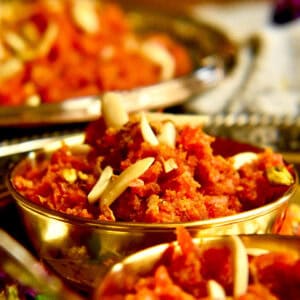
[266,165,294,185]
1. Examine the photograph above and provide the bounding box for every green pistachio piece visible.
[266,166,294,185]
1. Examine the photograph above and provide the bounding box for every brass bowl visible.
[94,234,300,299]
[6,130,297,291]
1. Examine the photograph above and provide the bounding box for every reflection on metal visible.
[44,220,69,242]
[0,229,84,300]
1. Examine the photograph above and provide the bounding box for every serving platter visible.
[0,1,237,126]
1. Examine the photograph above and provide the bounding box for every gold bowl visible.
[94,232,300,299]
[6,125,297,291]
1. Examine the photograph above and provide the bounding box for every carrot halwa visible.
[98,227,300,299]
[0,0,192,105]
[12,96,294,223]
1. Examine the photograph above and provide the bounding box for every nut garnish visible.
[101,92,129,129]
[141,41,175,80]
[141,112,159,146]
[72,0,100,34]
[266,165,294,185]
[4,31,27,54]
[163,158,178,173]
[22,22,41,45]
[231,152,258,170]
[100,157,155,209]
[206,236,249,298]
[0,58,23,79]
[69,144,92,155]
[36,22,58,58]
[207,280,226,299]
[62,168,77,184]
[88,166,113,204]
[158,121,176,148]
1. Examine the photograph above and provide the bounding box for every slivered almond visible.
[134,112,209,128]
[205,236,248,298]
[72,0,100,34]
[158,121,176,148]
[4,31,27,53]
[0,42,7,60]
[207,280,226,299]
[44,0,64,13]
[163,158,178,173]
[128,178,144,188]
[36,22,58,57]
[141,41,175,80]
[22,22,41,45]
[0,58,23,79]
[230,236,249,297]
[88,166,113,204]
[140,112,159,146]
[100,157,155,209]
[101,92,129,129]
[231,152,258,170]
[69,144,92,155]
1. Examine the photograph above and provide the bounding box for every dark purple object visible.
[273,0,300,24]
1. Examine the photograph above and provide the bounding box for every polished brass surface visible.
[0,229,84,300]
[6,131,297,291]
[95,234,300,299]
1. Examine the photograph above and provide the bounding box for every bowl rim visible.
[6,144,298,232]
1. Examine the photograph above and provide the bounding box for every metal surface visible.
[95,234,300,299]
[5,131,297,291]
[1,112,300,157]
[0,62,222,126]
[0,5,235,126]
[0,229,84,300]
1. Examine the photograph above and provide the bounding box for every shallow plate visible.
[0,3,237,126]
